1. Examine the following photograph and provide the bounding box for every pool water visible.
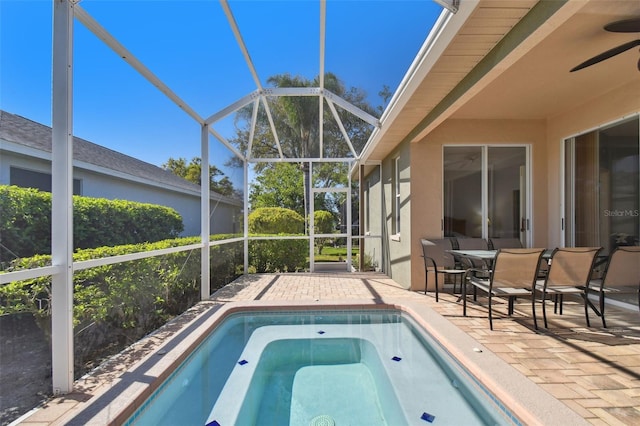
[126,310,517,426]
[210,330,407,425]
[229,337,402,425]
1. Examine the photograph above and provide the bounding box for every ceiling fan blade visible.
[570,39,640,72]
[605,17,640,33]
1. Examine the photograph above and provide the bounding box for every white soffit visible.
[360,0,555,164]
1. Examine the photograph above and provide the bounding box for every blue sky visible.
[1,0,442,187]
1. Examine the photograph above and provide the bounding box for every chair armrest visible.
[467,275,491,294]
[465,267,491,279]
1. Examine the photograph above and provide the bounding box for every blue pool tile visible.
[421,412,435,423]
[317,330,326,334]
[206,421,221,426]
[392,356,402,362]
[238,359,248,365]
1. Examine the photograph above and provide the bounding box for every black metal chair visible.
[463,248,545,330]
[536,247,601,329]
[421,238,465,302]
[584,246,640,328]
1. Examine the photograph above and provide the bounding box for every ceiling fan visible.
[570,17,640,72]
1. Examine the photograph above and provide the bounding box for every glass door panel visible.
[444,146,482,238]
[488,147,527,244]
[564,117,639,253]
[599,120,639,250]
[444,146,529,244]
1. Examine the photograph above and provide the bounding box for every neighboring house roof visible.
[362,0,640,164]
[0,110,242,206]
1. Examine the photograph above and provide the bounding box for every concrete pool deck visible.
[16,272,640,425]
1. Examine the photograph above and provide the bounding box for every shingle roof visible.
[0,110,241,204]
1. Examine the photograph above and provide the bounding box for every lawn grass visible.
[314,246,359,262]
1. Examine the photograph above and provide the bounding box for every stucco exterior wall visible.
[546,79,640,248]
[0,151,241,237]
[378,140,412,289]
[361,165,383,272]
[410,119,547,291]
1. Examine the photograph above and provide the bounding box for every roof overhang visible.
[359,0,640,171]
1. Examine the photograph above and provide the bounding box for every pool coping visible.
[24,298,588,426]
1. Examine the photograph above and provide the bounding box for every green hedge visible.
[0,185,184,263]
[0,232,310,375]
[247,207,307,272]
[248,237,307,273]
[0,235,242,375]
[0,186,51,259]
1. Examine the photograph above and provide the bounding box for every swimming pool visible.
[126,310,518,425]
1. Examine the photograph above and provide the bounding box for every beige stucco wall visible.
[410,119,547,291]
[407,80,640,292]
[361,165,383,272]
[368,85,639,292]
[546,79,640,248]
[375,140,412,289]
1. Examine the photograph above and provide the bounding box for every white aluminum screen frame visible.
[4,0,397,391]
[7,0,456,393]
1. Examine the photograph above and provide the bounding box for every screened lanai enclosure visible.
[0,0,461,403]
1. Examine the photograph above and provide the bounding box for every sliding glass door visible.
[564,116,640,252]
[444,145,529,245]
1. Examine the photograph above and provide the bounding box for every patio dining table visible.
[447,249,498,271]
[447,249,556,267]
[448,249,498,262]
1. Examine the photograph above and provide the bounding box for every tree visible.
[250,163,305,215]
[162,157,237,198]
[249,162,341,217]
[314,210,336,255]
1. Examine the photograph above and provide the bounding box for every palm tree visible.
[228,72,378,222]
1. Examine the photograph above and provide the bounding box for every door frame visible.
[442,144,532,245]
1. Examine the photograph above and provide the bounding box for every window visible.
[394,156,401,236]
[364,179,371,235]
[10,167,82,195]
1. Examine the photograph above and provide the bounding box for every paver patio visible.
[18,272,640,425]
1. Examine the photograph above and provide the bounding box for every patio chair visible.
[463,248,544,330]
[536,247,602,329]
[455,237,489,250]
[486,238,552,279]
[488,238,522,250]
[421,238,465,302]
[455,237,490,269]
[584,246,640,328]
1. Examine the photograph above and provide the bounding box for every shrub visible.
[313,210,336,255]
[248,207,304,234]
[0,186,51,262]
[0,185,184,264]
[73,197,183,249]
[0,228,309,375]
[0,234,242,375]
[247,207,307,272]
[248,238,307,272]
